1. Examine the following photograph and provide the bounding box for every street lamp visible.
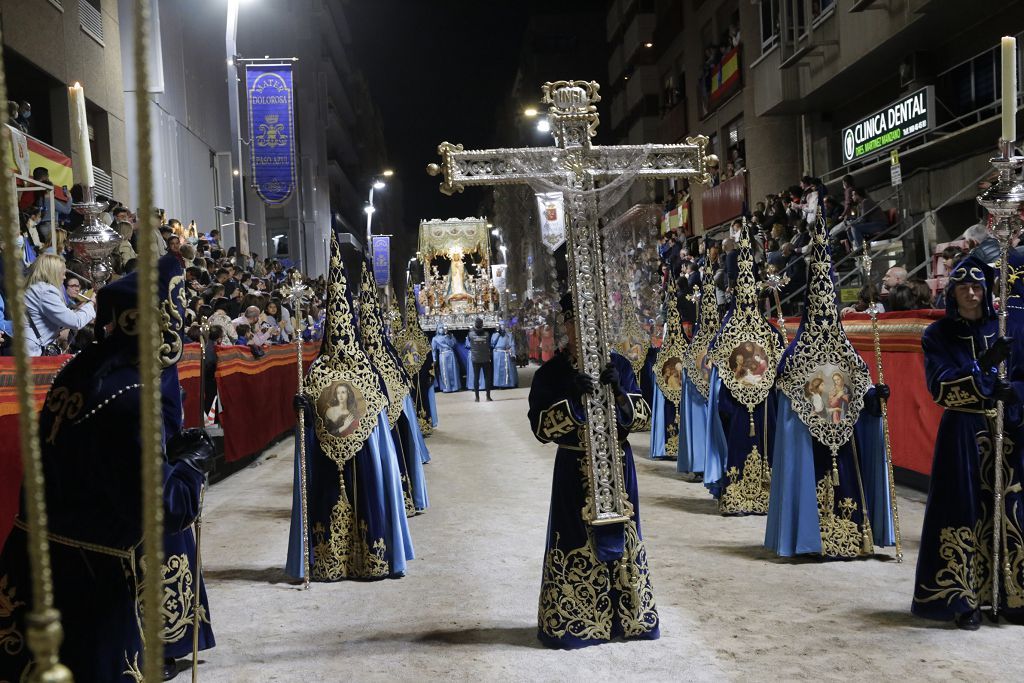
[365,172,392,250]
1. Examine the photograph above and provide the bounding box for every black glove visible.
[293,392,313,413]
[572,371,596,399]
[599,362,624,397]
[874,383,890,401]
[166,428,215,475]
[993,379,1019,405]
[979,337,1013,372]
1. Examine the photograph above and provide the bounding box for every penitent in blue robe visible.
[647,382,678,460]
[491,331,519,388]
[286,409,413,581]
[431,332,461,393]
[761,309,894,562]
[457,335,476,391]
[677,372,708,475]
[702,367,729,499]
[528,350,658,649]
[912,310,1024,621]
[396,396,430,510]
[0,339,205,682]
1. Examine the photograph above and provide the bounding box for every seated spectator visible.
[906,277,937,310]
[63,274,85,307]
[842,283,883,317]
[232,323,251,346]
[886,284,918,312]
[209,297,238,342]
[23,254,95,355]
[847,188,887,249]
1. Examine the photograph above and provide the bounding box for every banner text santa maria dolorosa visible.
[246,64,297,205]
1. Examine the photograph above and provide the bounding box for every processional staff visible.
[0,29,73,683]
[283,272,314,590]
[861,244,903,563]
[977,144,1023,618]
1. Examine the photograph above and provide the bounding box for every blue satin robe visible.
[677,373,708,475]
[286,408,413,581]
[431,333,461,393]
[528,351,659,649]
[648,382,679,460]
[491,331,519,388]
[912,314,1024,621]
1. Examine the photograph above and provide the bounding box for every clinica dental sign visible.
[841,87,934,164]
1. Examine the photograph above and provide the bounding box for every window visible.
[760,0,779,52]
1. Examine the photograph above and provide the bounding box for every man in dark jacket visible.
[468,317,493,402]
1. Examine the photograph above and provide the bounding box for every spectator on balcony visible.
[19,167,72,225]
[886,284,919,312]
[962,222,1007,265]
[847,188,887,250]
[728,22,741,48]
[841,175,857,219]
[209,297,237,343]
[822,195,843,225]
[907,278,936,310]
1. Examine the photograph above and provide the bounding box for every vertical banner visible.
[246,64,296,205]
[535,191,565,252]
[372,235,391,287]
[491,264,507,292]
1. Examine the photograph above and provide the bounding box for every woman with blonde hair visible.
[23,253,95,355]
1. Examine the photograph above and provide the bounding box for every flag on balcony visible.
[709,46,741,107]
[5,125,72,202]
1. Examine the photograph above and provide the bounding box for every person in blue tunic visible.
[491,321,519,388]
[285,233,412,582]
[678,267,719,479]
[395,288,437,435]
[457,331,476,392]
[431,324,461,393]
[358,262,428,513]
[650,280,687,460]
[528,293,658,649]
[156,348,216,679]
[912,255,1024,629]
[0,255,214,682]
[703,236,784,515]
[764,224,894,560]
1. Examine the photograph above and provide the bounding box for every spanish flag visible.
[709,46,741,106]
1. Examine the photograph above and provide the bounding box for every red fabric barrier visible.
[0,355,68,550]
[0,343,318,549]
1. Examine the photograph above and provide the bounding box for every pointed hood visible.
[358,260,410,426]
[395,284,431,376]
[302,232,387,460]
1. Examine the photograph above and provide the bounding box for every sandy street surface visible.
[195,367,1022,682]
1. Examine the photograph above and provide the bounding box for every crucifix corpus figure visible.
[428,80,716,524]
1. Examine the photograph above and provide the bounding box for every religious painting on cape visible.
[801,365,852,425]
[660,355,684,391]
[728,342,771,386]
[400,341,425,373]
[316,379,368,439]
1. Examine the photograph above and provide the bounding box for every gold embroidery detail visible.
[124,651,144,682]
[616,522,659,637]
[683,267,720,401]
[0,573,25,657]
[538,522,658,642]
[916,430,1024,608]
[719,445,771,515]
[816,476,863,558]
[311,497,389,581]
[538,399,579,441]
[359,262,410,428]
[937,377,982,408]
[628,393,651,432]
[401,473,416,517]
[538,532,613,641]
[157,553,208,645]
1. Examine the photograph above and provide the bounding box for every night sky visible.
[348,1,532,228]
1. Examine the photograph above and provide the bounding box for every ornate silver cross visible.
[428,80,716,525]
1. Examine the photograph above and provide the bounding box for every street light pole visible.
[226,0,246,252]
[365,184,376,250]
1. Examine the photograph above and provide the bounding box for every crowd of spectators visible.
[0,172,328,358]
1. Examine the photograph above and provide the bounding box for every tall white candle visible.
[68,82,94,188]
[1001,36,1017,143]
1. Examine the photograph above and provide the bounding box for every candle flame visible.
[73,82,81,88]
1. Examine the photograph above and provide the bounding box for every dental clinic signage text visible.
[841,86,934,164]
